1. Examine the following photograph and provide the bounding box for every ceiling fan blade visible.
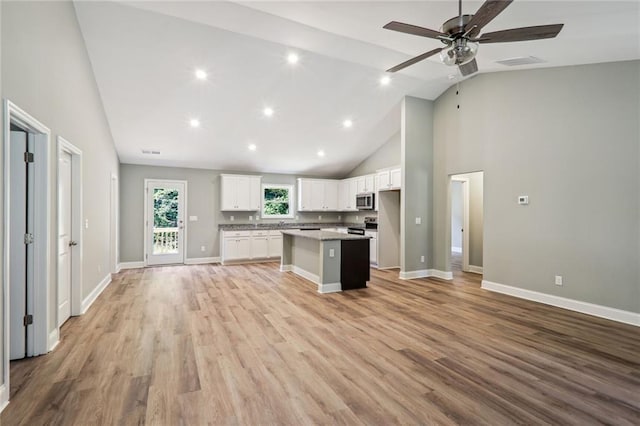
[465,0,514,36]
[479,24,564,43]
[386,48,444,72]
[459,59,478,76]
[383,21,447,40]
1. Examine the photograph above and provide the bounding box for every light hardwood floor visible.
[3,263,639,425]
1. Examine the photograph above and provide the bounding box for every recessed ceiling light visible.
[343,119,353,128]
[287,53,299,64]
[263,107,274,117]
[248,144,257,151]
[195,69,207,80]
[380,75,391,86]
[189,118,200,128]
[317,150,325,157]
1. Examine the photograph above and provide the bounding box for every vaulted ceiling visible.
[74,1,640,176]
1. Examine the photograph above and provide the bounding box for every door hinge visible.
[24,233,34,244]
[24,152,34,163]
[23,314,33,326]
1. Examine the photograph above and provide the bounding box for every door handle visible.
[69,240,78,247]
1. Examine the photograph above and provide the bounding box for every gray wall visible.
[1,0,119,370]
[401,96,434,273]
[348,131,400,177]
[119,164,347,262]
[433,60,639,313]
[0,0,4,388]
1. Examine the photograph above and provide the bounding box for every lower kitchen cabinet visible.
[221,230,283,264]
[366,231,377,265]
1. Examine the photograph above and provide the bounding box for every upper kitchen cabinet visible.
[377,167,401,191]
[297,178,339,211]
[355,174,375,194]
[220,174,261,211]
[339,178,358,211]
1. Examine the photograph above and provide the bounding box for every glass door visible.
[145,180,186,265]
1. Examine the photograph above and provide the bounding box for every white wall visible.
[451,180,462,251]
[433,60,640,313]
[1,0,119,345]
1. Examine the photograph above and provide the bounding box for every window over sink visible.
[262,184,294,219]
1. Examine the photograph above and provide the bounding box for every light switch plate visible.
[518,195,529,205]
[329,249,335,258]
[189,215,198,222]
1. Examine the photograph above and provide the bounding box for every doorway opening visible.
[450,171,484,275]
[143,179,187,266]
[3,100,53,407]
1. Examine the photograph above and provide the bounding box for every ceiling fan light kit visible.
[383,0,564,77]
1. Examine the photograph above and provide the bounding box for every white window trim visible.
[261,183,294,219]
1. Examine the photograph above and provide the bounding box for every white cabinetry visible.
[355,174,375,194]
[338,179,358,211]
[221,230,283,263]
[220,174,261,211]
[297,179,339,211]
[376,167,401,191]
[366,231,377,265]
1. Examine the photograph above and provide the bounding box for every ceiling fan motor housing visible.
[441,14,474,37]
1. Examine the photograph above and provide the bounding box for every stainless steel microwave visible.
[356,193,375,210]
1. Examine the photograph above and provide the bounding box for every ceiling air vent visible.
[495,56,546,67]
[142,149,161,155]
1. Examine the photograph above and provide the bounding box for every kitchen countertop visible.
[280,229,371,241]
[219,222,364,231]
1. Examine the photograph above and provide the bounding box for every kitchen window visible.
[262,184,294,219]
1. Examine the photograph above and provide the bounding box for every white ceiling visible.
[74,1,640,176]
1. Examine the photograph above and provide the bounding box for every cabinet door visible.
[249,176,261,211]
[251,237,269,259]
[224,238,239,260]
[220,176,237,210]
[364,175,375,193]
[235,176,251,210]
[237,238,251,259]
[390,168,401,189]
[268,236,282,258]
[298,179,313,211]
[310,180,325,210]
[355,176,366,194]
[348,179,358,211]
[324,180,338,210]
[338,180,349,211]
[377,170,390,190]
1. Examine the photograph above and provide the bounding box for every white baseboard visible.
[280,264,293,272]
[0,384,8,413]
[118,261,144,270]
[451,246,462,253]
[185,256,220,265]
[319,282,342,294]
[468,265,484,274]
[482,280,640,327]
[81,274,112,314]
[48,328,60,351]
[292,266,320,285]
[399,269,453,280]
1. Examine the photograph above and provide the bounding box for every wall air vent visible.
[495,56,546,66]
[142,149,161,155]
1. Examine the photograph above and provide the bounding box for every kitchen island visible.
[280,229,370,293]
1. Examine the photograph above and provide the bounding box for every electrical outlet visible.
[97,264,101,274]
[318,215,322,220]
[201,245,206,252]
[230,215,234,221]
[85,219,89,229]
[249,215,253,221]
[338,215,341,220]
[189,215,198,221]
[329,249,335,258]
[555,275,563,286]
[295,215,299,220]
[356,215,359,221]
[420,255,425,263]
[415,217,422,225]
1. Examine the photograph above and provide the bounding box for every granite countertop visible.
[219,222,360,231]
[280,229,371,241]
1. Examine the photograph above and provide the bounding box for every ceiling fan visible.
[383,0,564,76]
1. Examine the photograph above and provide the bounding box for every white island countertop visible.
[280,229,370,241]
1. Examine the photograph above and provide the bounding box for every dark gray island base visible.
[280,230,370,293]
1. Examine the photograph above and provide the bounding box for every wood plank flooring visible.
[3,263,639,425]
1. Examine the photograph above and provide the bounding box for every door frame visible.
[143,179,188,266]
[3,100,53,408]
[110,173,119,274]
[450,175,470,272]
[57,137,83,318]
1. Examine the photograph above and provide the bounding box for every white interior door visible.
[9,131,27,360]
[146,180,186,265]
[58,150,72,327]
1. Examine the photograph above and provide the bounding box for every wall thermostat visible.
[518,195,529,205]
